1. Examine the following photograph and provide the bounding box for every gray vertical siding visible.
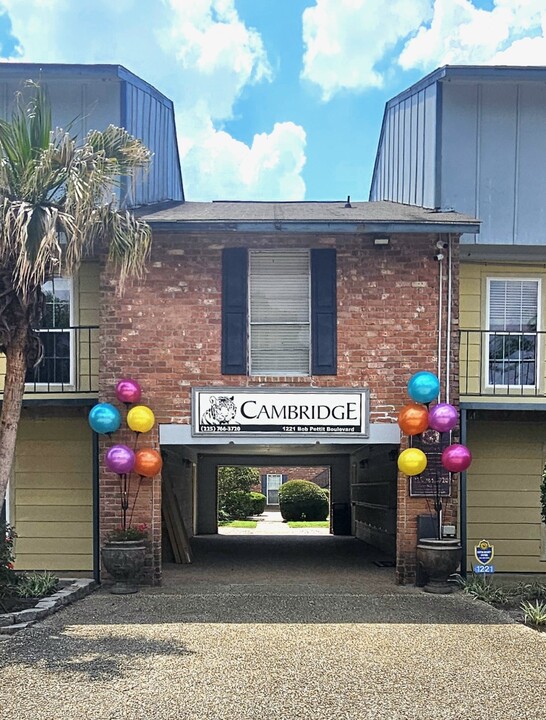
[123,80,183,205]
[0,67,183,207]
[370,82,437,208]
[441,80,546,245]
[373,71,546,246]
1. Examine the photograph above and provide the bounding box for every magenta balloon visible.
[115,378,142,404]
[442,444,472,473]
[428,403,458,433]
[105,444,135,474]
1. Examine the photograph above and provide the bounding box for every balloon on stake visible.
[397,402,429,436]
[105,444,136,475]
[127,405,155,434]
[88,403,121,435]
[428,403,458,433]
[134,448,163,477]
[407,371,440,404]
[398,448,428,476]
[115,378,142,405]
[442,444,472,473]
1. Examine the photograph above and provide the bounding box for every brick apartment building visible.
[0,64,479,585]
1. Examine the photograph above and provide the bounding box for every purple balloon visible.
[428,403,458,433]
[442,444,472,473]
[105,444,135,475]
[115,378,142,405]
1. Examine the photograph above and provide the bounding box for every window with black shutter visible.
[221,247,337,376]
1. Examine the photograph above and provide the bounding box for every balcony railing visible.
[0,325,99,395]
[459,329,546,397]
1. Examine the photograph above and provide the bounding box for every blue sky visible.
[0,0,544,202]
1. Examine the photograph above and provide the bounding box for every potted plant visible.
[101,523,148,595]
[398,372,472,594]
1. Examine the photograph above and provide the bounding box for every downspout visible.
[446,234,453,404]
[92,429,101,585]
[460,407,468,578]
[437,241,443,397]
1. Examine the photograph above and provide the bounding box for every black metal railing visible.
[0,325,99,395]
[459,329,545,397]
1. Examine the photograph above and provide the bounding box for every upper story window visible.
[26,277,74,387]
[221,247,337,377]
[487,278,539,388]
[249,250,310,376]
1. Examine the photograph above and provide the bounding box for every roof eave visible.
[147,219,480,235]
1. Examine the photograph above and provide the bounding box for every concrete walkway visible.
[219,510,330,536]
[1,535,546,719]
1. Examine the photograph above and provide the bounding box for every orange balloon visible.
[134,448,163,477]
[397,402,429,436]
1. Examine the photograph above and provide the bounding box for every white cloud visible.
[301,0,433,100]
[183,120,306,200]
[0,0,306,200]
[399,0,546,70]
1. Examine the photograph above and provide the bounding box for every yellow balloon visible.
[127,405,155,434]
[397,448,427,476]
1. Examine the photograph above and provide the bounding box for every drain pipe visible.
[446,234,453,404]
[92,429,101,585]
[460,407,468,578]
[437,239,443,399]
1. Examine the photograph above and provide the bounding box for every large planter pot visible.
[101,540,147,594]
[416,538,461,594]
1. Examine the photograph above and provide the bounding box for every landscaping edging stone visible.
[0,578,97,635]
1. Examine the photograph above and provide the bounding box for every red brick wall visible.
[98,231,459,585]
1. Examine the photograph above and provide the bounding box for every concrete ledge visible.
[0,578,97,635]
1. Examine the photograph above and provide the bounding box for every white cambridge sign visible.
[192,388,369,437]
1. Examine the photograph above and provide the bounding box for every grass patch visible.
[220,520,257,528]
[287,521,330,528]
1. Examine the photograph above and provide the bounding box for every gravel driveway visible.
[1,535,545,720]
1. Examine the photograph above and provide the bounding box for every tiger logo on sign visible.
[200,396,238,426]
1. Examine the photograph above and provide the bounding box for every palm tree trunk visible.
[0,324,28,507]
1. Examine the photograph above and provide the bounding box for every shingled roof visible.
[139,200,479,235]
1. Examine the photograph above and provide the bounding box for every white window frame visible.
[248,249,311,377]
[485,277,541,391]
[25,276,76,390]
[266,473,283,505]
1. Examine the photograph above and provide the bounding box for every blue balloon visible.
[88,403,121,435]
[407,371,440,404]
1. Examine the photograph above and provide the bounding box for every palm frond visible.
[0,83,152,299]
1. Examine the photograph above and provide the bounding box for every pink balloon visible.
[442,444,472,473]
[105,444,135,475]
[115,378,142,405]
[429,403,458,433]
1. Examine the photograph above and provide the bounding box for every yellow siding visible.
[460,261,546,398]
[466,419,546,573]
[13,408,93,572]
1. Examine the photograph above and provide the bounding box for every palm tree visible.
[0,83,152,505]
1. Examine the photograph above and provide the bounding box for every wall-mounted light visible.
[373,237,390,246]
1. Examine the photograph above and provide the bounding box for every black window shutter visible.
[261,475,267,495]
[282,474,288,484]
[222,248,248,374]
[311,249,337,375]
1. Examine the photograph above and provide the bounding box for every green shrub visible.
[522,599,546,626]
[16,571,59,598]
[0,523,17,597]
[321,488,330,500]
[512,581,546,603]
[220,490,254,520]
[278,480,329,521]
[454,574,508,605]
[249,492,266,516]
